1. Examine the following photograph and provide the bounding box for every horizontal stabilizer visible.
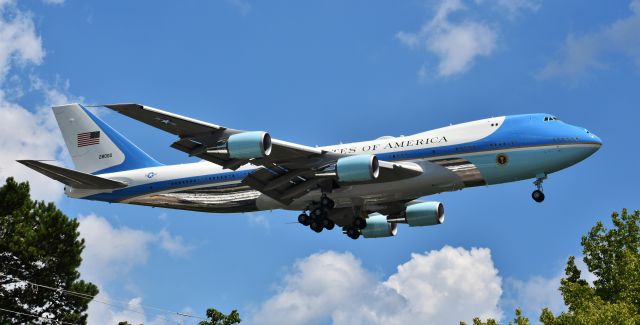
[17,160,127,190]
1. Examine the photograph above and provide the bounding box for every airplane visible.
[19,103,602,240]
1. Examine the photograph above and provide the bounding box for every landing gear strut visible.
[299,194,335,233]
[532,174,547,203]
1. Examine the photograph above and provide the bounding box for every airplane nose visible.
[585,129,602,147]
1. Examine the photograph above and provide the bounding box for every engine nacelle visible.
[361,213,397,238]
[336,154,379,182]
[405,201,445,227]
[227,131,272,159]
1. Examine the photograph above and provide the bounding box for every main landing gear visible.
[298,196,367,240]
[343,215,366,240]
[298,195,335,233]
[532,174,547,203]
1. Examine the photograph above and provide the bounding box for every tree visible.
[465,209,640,324]
[0,177,98,324]
[460,308,529,325]
[540,208,640,324]
[115,308,241,325]
[198,308,241,325]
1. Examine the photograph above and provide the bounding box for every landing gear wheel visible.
[312,208,324,217]
[532,174,547,203]
[298,213,310,226]
[353,217,366,230]
[310,221,323,233]
[532,190,545,203]
[346,228,360,240]
[320,196,335,209]
[322,218,335,230]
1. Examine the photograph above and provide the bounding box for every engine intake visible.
[405,202,445,227]
[360,214,397,238]
[336,154,379,182]
[227,131,272,159]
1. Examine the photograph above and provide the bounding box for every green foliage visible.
[540,208,640,324]
[115,308,241,325]
[0,177,98,324]
[464,209,640,324]
[460,308,529,325]
[198,308,241,325]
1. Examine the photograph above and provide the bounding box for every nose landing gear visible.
[532,174,547,203]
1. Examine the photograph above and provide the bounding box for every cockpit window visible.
[544,116,560,121]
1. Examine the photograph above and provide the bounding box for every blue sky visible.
[1,0,639,324]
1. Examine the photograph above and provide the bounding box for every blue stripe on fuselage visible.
[84,169,253,202]
[84,113,600,203]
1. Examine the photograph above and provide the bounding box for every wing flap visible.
[17,160,127,190]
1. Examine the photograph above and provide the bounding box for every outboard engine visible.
[227,131,272,159]
[336,154,379,182]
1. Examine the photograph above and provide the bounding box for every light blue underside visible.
[469,146,599,185]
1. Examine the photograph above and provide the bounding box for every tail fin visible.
[53,103,163,174]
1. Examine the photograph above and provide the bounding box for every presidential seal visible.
[496,154,508,166]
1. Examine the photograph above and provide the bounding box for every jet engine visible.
[227,131,272,159]
[360,213,397,238]
[404,201,445,227]
[336,154,380,182]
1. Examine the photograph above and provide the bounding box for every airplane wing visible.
[103,103,423,204]
[102,103,332,170]
[17,160,127,190]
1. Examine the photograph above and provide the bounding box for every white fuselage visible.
[67,114,601,213]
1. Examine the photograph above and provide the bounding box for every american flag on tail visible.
[77,131,100,147]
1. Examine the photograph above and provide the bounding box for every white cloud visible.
[0,0,81,202]
[539,0,640,79]
[247,213,270,230]
[503,256,597,321]
[249,246,503,325]
[0,76,82,204]
[495,0,540,18]
[0,2,44,81]
[78,214,194,283]
[87,290,170,325]
[504,274,564,318]
[0,97,65,202]
[397,0,498,77]
[78,214,156,283]
[158,228,193,257]
[78,215,196,324]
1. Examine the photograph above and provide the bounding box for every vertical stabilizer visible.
[53,103,162,174]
